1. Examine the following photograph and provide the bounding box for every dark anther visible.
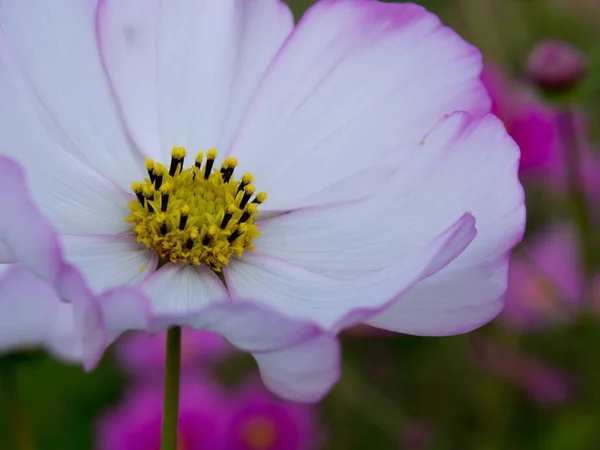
[227,229,241,243]
[220,211,233,229]
[154,174,163,190]
[135,192,145,206]
[239,210,252,224]
[186,238,194,249]
[148,169,156,184]
[194,161,202,170]
[236,181,248,195]
[223,168,234,183]
[179,214,188,230]
[204,158,215,180]
[169,156,183,177]
[239,192,252,210]
[146,198,154,213]
[202,233,213,246]
[161,194,169,212]
[160,223,167,235]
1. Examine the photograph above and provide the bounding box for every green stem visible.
[338,362,406,439]
[0,366,35,450]
[557,107,596,277]
[160,326,182,450]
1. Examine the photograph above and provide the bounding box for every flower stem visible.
[0,365,35,450]
[557,107,596,276]
[160,326,182,450]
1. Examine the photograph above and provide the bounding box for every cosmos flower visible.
[501,224,584,330]
[0,0,524,397]
[97,378,321,450]
[481,65,559,174]
[96,380,228,450]
[223,381,323,450]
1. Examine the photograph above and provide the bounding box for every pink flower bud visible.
[526,40,587,92]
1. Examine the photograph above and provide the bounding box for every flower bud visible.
[526,40,587,93]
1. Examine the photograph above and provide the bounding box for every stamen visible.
[252,192,268,205]
[238,203,257,224]
[227,224,247,243]
[202,226,217,246]
[179,205,190,230]
[126,146,265,270]
[132,182,145,206]
[156,213,167,235]
[194,151,204,170]
[169,146,186,177]
[220,204,236,229]
[220,157,237,183]
[153,163,167,190]
[237,173,254,195]
[145,158,156,183]
[160,182,172,212]
[143,185,156,213]
[204,148,217,180]
[240,184,255,210]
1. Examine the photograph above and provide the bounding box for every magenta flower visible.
[117,328,231,377]
[0,0,525,399]
[223,381,322,450]
[501,224,583,330]
[97,379,321,450]
[481,66,559,174]
[97,381,228,450]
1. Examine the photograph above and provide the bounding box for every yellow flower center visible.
[126,147,266,270]
[240,416,277,449]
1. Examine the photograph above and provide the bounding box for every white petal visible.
[97,0,294,161]
[161,301,340,402]
[256,113,524,280]
[253,333,340,403]
[0,243,15,264]
[143,264,230,316]
[60,234,157,294]
[228,0,490,211]
[0,264,82,362]
[225,214,477,330]
[0,0,145,190]
[365,260,508,335]
[0,49,133,235]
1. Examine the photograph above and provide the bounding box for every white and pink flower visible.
[0,0,525,401]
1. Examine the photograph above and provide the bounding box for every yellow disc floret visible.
[126,147,266,270]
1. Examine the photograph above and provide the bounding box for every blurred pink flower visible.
[223,381,323,450]
[472,339,574,405]
[117,328,231,377]
[400,420,433,450]
[501,224,583,330]
[481,66,559,174]
[96,380,228,450]
[96,379,321,450]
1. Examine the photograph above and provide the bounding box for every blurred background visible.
[2,0,600,448]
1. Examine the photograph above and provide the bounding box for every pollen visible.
[126,147,266,270]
